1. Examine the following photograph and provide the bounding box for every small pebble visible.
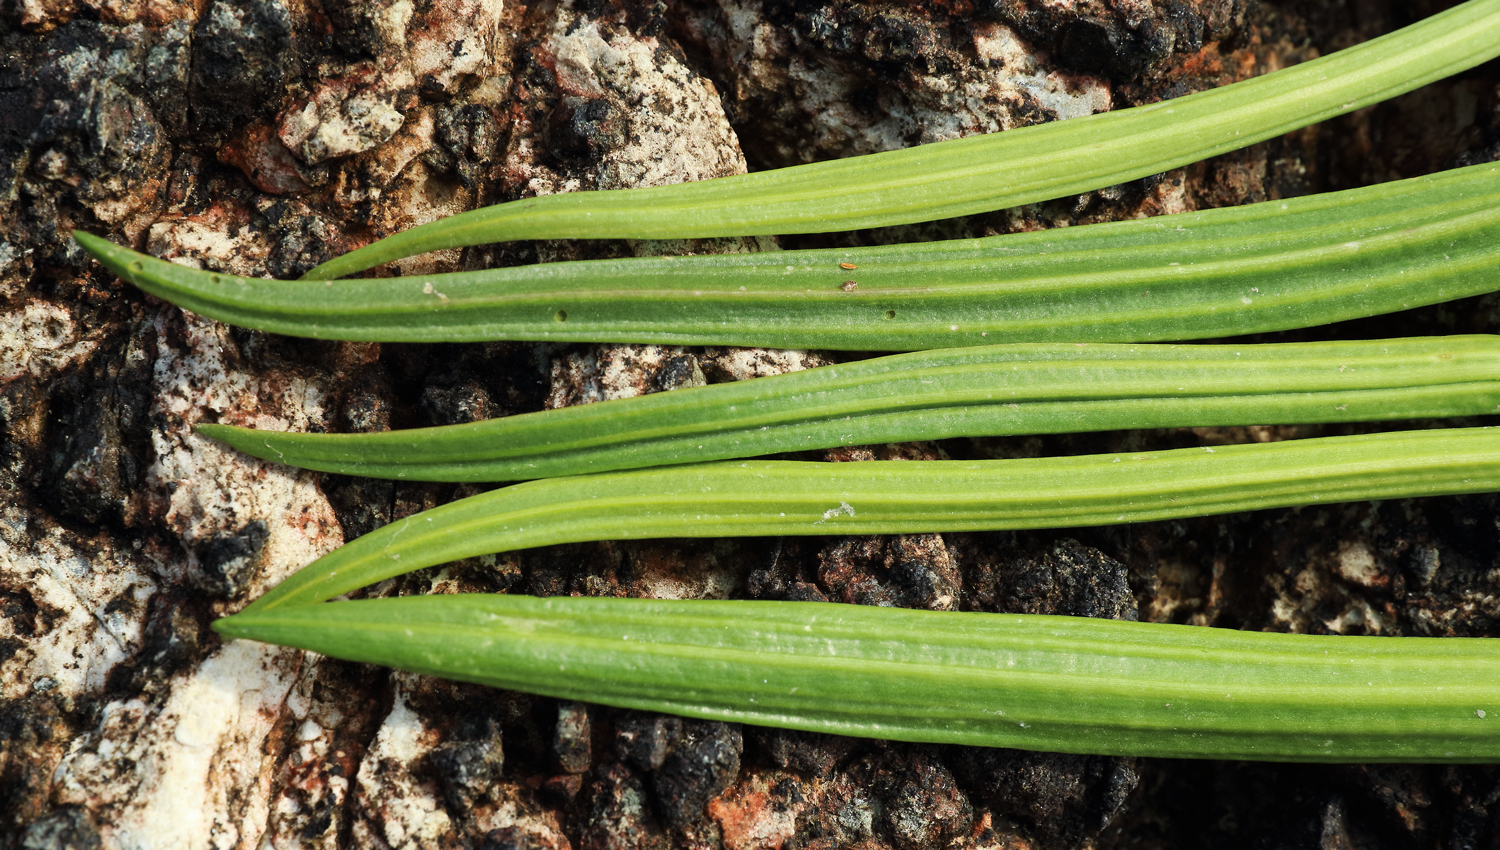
[554,702,592,774]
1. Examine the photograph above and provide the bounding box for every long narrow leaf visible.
[299,0,1500,279]
[243,427,1500,613]
[216,595,1500,762]
[202,336,1500,482]
[76,163,1500,349]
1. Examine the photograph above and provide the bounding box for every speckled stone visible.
[7,0,1500,847]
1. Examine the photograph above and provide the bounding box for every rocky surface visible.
[5,0,1500,848]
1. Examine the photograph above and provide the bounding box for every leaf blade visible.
[201,336,1500,482]
[300,0,1500,279]
[217,596,1500,762]
[241,427,1500,613]
[76,162,1500,349]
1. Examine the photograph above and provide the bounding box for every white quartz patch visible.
[0,502,157,702]
[53,640,303,850]
[0,301,100,384]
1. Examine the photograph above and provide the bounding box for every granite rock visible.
[6,0,1500,847]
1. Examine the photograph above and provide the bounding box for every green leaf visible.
[75,163,1500,349]
[202,336,1500,482]
[242,426,1500,613]
[299,0,1500,280]
[215,595,1500,762]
